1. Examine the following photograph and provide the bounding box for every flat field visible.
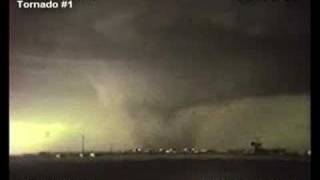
[10,155,310,180]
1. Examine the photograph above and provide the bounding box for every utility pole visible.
[81,134,85,154]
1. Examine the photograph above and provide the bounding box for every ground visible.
[10,155,310,180]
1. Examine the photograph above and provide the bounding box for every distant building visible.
[159,148,164,153]
[90,152,95,158]
[199,149,208,153]
[55,154,61,159]
[183,147,191,153]
[165,148,176,154]
[131,148,142,153]
[191,147,199,154]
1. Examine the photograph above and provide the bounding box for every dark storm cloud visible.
[11,0,310,59]
[10,0,310,152]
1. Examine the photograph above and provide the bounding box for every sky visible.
[9,0,310,154]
